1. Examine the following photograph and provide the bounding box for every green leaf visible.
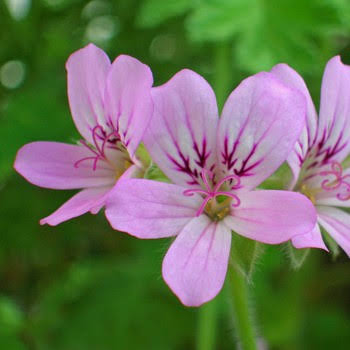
[187,0,350,73]
[29,256,197,350]
[230,233,264,282]
[259,163,292,190]
[0,296,24,336]
[137,0,194,28]
[144,163,169,182]
[187,0,259,42]
[285,242,310,269]
[0,335,27,350]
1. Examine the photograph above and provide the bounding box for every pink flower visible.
[105,69,317,306]
[14,44,153,225]
[271,56,350,255]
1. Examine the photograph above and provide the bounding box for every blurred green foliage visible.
[1,0,350,349]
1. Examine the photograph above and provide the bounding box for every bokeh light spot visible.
[85,16,119,44]
[0,60,26,89]
[5,0,31,20]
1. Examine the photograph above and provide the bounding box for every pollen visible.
[299,184,317,205]
[115,159,133,180]
[204,197,232,221]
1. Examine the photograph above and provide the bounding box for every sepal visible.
[230,233,265,282]
[285,242,310,269]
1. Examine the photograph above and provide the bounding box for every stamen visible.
[213,174,241,192]
[337,183,350,201]
[317,161,350,201]
[214,191,241,207]
[183,188,212,197]
[74,124,123,171]
[183,169,241,217]
[320,161,343,190]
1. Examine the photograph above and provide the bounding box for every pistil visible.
[184,169,241,219]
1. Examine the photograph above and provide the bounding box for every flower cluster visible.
[14,44,350,306]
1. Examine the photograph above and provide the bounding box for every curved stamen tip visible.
[183,188,210,197]
[184,170,242,218]
[231,197,241,207]
[321,178,341,191]
[74,125,123,171]
[214,173,241,192]
[183,189,195,197]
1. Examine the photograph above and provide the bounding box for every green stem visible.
[228,261,258,350]
[196,298,219,350]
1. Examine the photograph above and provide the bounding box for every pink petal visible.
[144,69,218,188]
[162,216,231,307]
[40,186,111,226]
[105,55,153,156]
[291,223,328,251]
[66,43,111,143]
[317,206,350,257]
[224,190,317,244]
[317,56,350,163]
[14,142,115,189]
[105,179,202,238]
[218,72,306,190]
[270,64,318,189]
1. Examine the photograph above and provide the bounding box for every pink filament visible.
[319,161,350,201]
[184,169,241,216]
[74,125,121,171]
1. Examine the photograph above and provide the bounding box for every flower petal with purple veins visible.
[66,43,111,144]
[270,63,318,188]
[218,72,306,190]
[318,206,350,257]
[316,56,350,164]
[14,141,116,189]
[143,69,219,188]
[224,190,316,244]
[105,179,202,239]
[162,216,231,307]
[105,55,154,156]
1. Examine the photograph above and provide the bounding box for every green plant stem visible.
[228,261,258,350]
[196,298,219,350]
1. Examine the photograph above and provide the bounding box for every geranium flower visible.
[14,44,153,225]
[105,69,317,306]
[271,56,350,255]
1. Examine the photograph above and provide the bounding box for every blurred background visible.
[1,0,350,349]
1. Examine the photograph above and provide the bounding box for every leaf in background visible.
[187,0,350,73]
[29,255,197,350]
[0,75,78,184]
[137,0,195,28]
[259,163,292,190]
[0,296,24,336]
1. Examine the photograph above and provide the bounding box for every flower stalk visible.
[228,260,258,350]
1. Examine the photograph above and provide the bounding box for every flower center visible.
[299,161,350,202]
[183,169,241,220]
[74,124,131,172]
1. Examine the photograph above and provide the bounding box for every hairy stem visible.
[196,298,219,350]
[228,261,258,350]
